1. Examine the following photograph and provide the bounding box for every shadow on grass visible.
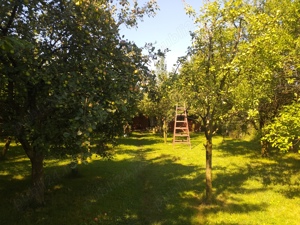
[0,144,31,191]
[217,138,260,157]
[192,138,300,224]
[255,153,300,199]
[1,136,299,225]
[214,140,300,198]
[0,165,266,224]
[80,153,203,225]
[0,143,204,225]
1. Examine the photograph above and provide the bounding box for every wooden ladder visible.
[173,104,191,147]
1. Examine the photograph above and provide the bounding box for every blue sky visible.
[119,0,203,71]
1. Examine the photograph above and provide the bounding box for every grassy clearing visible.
[0,132,299,225]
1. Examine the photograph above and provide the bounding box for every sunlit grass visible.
[0,132,299,225]
[0,171,10,176]
[12,174,26,180]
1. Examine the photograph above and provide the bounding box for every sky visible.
[119,0,204,71]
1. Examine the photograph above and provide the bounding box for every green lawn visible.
[0,132,299,225]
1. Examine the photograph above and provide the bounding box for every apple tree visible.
[180,0,249,203]
[0,0,158,206]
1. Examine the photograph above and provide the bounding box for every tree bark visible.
[202,114,213,204]
[205,139,213,204]
[163,119,167,144]
[1,136,11,159]
[261,140,269,157]
[29,151,45,206]
[18,137,45,206]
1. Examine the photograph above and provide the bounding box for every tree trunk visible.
[163,119,167,144]
[205,139,213,204]
[1,136,11,159]
[203,114,214,204]
[29,151,45,206]
[261,140,269,157]
[18,137,45,206]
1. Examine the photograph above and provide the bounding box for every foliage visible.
[262,99,300,151]
[0,0,158,205]
[181,0,300,144]
[138,55,178,128]
[0,0,159,155]
[180,0,248,131]
[230,0,300,130]
[180,0,300,203]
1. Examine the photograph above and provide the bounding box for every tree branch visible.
[1,2,19,36]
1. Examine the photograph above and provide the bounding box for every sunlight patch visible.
[56,161,70,166]
[11,157,29,163]
[152,222,162,225]
[12,174,25,180]
[0,171,9,176]
[123,213,138,220]
[180,190,198,198]
[166,203,175,210]
[53,184,63,190]
[114,153,134,160]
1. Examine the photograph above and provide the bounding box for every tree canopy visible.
[179,0,300,203]
[0,0,158,205]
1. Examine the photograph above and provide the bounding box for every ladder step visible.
[173,104,190,147]
[174,137,190,140]
[173,140,190,142]
[174,139,190,141]
[173,140,190,144]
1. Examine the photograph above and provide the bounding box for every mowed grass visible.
[0,132,299,225]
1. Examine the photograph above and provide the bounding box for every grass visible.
[0,132,299,225]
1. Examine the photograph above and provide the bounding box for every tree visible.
[0,0,158,206]
[185,0,300,151]
[230,0,300,155]
[262,99,300,152]
[180,0,248,203]
[180,0,300,203]
[138,54,178,142]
